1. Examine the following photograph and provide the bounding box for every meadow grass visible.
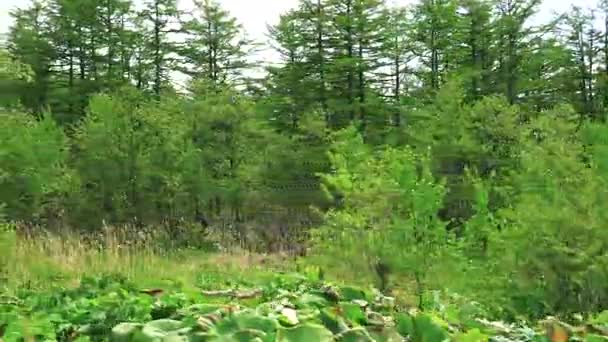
[0,226,297,296]
[0,224,422,308]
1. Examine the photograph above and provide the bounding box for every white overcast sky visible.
[1,0,599,36]
[0,0,598,62]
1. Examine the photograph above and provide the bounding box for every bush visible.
[313,126,456,307]
[0,112,69,223]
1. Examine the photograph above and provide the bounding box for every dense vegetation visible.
[2,0,608,339]
[2,273,607,341]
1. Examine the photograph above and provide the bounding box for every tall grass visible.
[0,223,294,294]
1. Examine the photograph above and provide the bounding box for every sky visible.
[0,0,598,63]
[1,0,598,37]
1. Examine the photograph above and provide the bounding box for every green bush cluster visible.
[313,82,608,319]
[0,86,328,234]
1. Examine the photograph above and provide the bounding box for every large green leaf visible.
[454,328,489,342]
[339,303,367,326]
[111,323,143,342]
[231,329,267,342]
[211,312,279,335]
[367,326,404,342]
[396,313,449,342]
[276,323,334,342]
[131,319,191,342]
[396,313,414,337]
[294,294,328,309]
[335,327,375,341]
[182,304,225,316]
[278,308,299,326]
[585,335,608,342]
[339,286,369,301]
[143,319,186,332]
[319,308,350,334]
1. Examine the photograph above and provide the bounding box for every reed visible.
[0,223,291,293]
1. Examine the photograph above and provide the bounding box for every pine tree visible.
[98,0,133,85]
[458,0,493,101]
[140,0,180,98]
[560,6,601,117]
[325,0,386,129]
[297,0,332,126]
[265,9,312,131]
[377,6,415,126]
[8,1,54,114]
[598,0,608,115]
[411,0,461,93]
[0,48,33,110]
[492,0,542,104]
[179,0,253,88]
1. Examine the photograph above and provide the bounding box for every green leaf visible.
[339,303,367,326]
[144,319,186,332]
[413,315,450,342]
[231,329,268,342]
[367,326,405,342]
[591,311,608,327]
[111,323,143,342]
[278,308,299,326]
[319,308,350,334]
[294,294,328,309]
[396,313,414,337]
[132,319,190,342]
[276,323,333,342]
[183,304,225,316]
[335,327,375,341]
[396,313,449,342]
[339,286,369,301]
[454,329,489,342]
[212,312,279,335]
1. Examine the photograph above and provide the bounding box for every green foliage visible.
[4,273,601,341]
[0,49,33,110]
[179,0,253,87]
[0,112,70,222]
[0,49,32,82]
[396,312,450,342]
[493,107,608,317]
[71,89,183,226]
[3,0,608,328]
[315,125,451,303]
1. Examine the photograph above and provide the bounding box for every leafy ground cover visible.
[1,272,606,342]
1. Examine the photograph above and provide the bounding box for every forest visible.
[1,0,608,340]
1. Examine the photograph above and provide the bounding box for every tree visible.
[377,6,416,126]
[0,49,33,110]
[8,1,54,114]
[0,112,70,223]
[597,0,608,115]
[140,0,180,98]
[179,0,253,88]
[496,106,608,316]
[316,125,450,304]
[409,80,522,228]
[325,0,387,129]
[265,9,315,132]
[458,0,494,101]
[98,0,133,86]
[411,0,462,93]
[492,0,543,104]
[299,0,332,125]
[559,6,601,117]
[518,37,572,112]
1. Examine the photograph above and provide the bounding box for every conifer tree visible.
[179,0,253,88]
